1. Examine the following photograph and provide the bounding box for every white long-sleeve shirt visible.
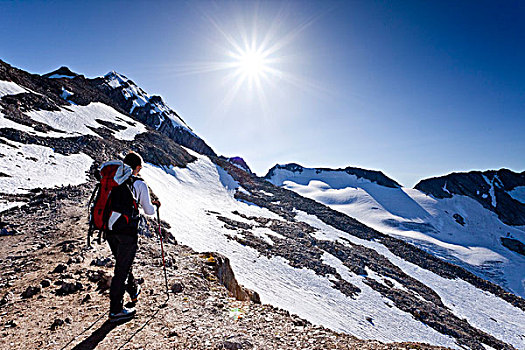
[132,179,156,215]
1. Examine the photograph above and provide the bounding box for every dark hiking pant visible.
[107,232,138,314]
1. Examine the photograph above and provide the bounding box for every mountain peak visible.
[104,71,134,88]
[220,156,253,174]
[42,66,80,79]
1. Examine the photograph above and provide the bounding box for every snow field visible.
[508,186,525,204]
[142,154,459,348]
[0,80,28,97]
[268,168,525,297]
[0,138,93,194]
[26,102,146,140]
[295,210,525,350]
[0,111,67,138]
[0,200,24,213]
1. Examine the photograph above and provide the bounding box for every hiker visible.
[106,151,160,322]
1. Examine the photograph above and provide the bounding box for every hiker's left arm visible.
[137,181,156,215]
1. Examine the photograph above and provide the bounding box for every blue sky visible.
[1,0,524,186]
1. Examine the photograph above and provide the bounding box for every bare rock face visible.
[501,237,525,256]
[415,169,525,226]
[202,252,261,304]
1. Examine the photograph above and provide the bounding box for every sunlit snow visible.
[296,210,525,350]
[26,102,146,140]
[0,138,93,194]
[267,167,525,298]
[141,154,462,348]
[0,80,28,97]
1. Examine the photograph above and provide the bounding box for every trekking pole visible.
[155,205,170,300]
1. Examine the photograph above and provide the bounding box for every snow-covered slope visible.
[141,155,525,349]
[0,138,92,195]
[141,155,456,348]
[265,164,525,299]
[26,102,146,140]
[0,80,28,97]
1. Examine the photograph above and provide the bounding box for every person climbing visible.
[106,151,160,322]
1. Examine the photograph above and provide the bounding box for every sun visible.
[234,49,268,78]
[171,4,325,112]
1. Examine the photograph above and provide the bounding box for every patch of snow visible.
[259,190,274,197]
[482,174,497,207]
[26,102,146,140]
[60,87,74,100]
[0,80,27,97]
[0,138,93,194]
[508,186,525,204]
[482,345,497,350]
[48,74,75,79]
[0,200,25,213]
[443,181,451,194]
[252,227,275,245]
[237,187,251,196]
[0,111,66,138]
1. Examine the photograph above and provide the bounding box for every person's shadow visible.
[71,319,129,350]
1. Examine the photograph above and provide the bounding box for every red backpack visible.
[87,160,133,246]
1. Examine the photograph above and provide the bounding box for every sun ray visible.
[168,2,333,113]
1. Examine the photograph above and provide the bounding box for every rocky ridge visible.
[0,59,214,157]
[415,169,525,226]
[265,163,401,188]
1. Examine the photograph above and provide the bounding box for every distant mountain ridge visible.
[42,66,81,79]
[265,163,401,188]
[266,162,525,300]
[415,169,525,226]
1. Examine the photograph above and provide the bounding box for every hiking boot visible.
[130,284,141,303]
[109,307,136,323]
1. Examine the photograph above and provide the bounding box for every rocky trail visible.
[0,184,449,349]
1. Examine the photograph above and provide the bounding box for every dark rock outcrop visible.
[220,156,253,174]
[415,169,525,226]
[42,66,81,79]
[202,252,260,304]
[501,237,525,256]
